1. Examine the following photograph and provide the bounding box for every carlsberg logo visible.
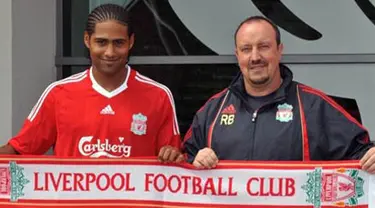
[78,136,132,158]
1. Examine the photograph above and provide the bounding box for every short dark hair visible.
[234,16,281,46]
[85,3,133,37]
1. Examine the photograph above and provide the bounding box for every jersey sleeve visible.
[8,87,57,155]
[156,90,181,152]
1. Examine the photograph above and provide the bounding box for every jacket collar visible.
[229,64,294,101]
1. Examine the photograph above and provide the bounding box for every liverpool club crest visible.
[302,168,364,208]
[276,103,293,122]
[131,113,147,135]
[0,162,30,202]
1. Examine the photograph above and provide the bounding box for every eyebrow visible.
[258,41,271,45]
[239,44,251,47]
[239,41,272,47]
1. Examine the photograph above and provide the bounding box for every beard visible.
[249,76,270,85]
[247,61,270,85]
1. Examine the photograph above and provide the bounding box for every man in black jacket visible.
[182,16,375,173]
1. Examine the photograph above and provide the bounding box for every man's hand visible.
[158,146,184,163]
[360,147,375,174]
[193,148,218,169]
[0,144,18,155]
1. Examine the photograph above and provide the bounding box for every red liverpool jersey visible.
[9,66,181,158]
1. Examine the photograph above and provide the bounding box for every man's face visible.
[84,20,134,75]
[235,20,283,87]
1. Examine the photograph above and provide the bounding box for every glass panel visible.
[63,0,89,57]
[63,0,217,57]
[89,0,131,11]
[64,0,375,56]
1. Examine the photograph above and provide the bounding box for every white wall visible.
[12,0,56,135]
[0,0,56,144]
[0,0,13,141]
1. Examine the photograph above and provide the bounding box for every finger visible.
[167,149,179,162]
[366,164,375,174]
[362,154,375,171]
[200,157,213,169]
[158,147,166,161]
[194,148,213,168]
[193,159,204,169]
[203,156,217,169]
[176,154,185,163]
[211,158,219,168]
[203,150,218,167]
[160,148,172,162]
[208,151,218,163]
[203,156,214,168]
[360,152,370,165]
[360,148,374,165]
[208,157,219,168]
[362,148,375,169]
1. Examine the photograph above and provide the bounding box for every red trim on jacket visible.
[182,88,228,145]
[197,88,228,113]
[207,93,229,148]
[300,84,369,143]
[297,85,310,161]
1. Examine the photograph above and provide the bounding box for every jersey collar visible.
[89,65,131,98]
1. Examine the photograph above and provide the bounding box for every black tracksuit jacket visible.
[183,64,373,162]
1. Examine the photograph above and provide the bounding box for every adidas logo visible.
[221,104,236,114]
[100,105,115,115]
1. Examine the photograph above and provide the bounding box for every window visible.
[58,0,375,136]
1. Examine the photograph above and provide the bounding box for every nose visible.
[104,44,115,58]
[250,48,261,63]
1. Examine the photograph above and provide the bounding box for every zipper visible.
[251,110,258,122]
[249,111,257,159]
[249,98,284,159]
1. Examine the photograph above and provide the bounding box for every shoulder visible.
[296,83,352,118]
[47,70,88,94]
[196,88,229,115]
[297,83,334,106]
[37,70,88,100]
[297,83,365,130]
[27,70,88,121]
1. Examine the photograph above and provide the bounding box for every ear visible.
[129,33,135,50]
[84,31,90,49]
[277,43,284,58]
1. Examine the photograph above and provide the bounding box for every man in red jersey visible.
[0,4,183,162]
